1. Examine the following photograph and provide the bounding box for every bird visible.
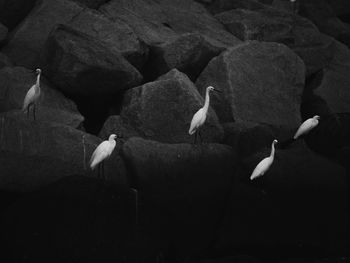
[23,68,41,120]
[89,134,117,179]
[250,139,278,180]
[189,86,221,143]
[293,115,320,139]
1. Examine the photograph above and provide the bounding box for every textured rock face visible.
[0,53,12,69]
[120,69,223,143]
[214,6,334,75]
[0,112,127,192]
[2,0,84,69]
[144,33,224,81]
[0,66,84,128]
[0,0,37,30]
[0,22,7,43]
[121,137,237,257]
[311,40,350,113]
[99,0,240,48]
[196,41,305,128]
[68,8,148,70]
[41,24,143,96]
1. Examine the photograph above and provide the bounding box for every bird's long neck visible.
[35,73,41,92]
[270,142,275,159]
[203,89,210,114]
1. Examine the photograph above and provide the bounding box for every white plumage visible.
[293,115,320,139]
[90,134,117,172]
[23,68,41,120]
[250,139,278,180]
[189,86,221,142]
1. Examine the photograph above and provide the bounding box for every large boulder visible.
[41,24,143,96]
[68,8,148,70]
[144,33,224,81]
[120,69,223,143]
[0,0,37,30]
[207,0,267,14]
[214,6,335,75]
[0,112,127,192]
[99,0,240,49]
[0,66,84,128]
[70,0,108,9]
[311,40,350,113]
[2,0,84,69]
[196,41,305,128]
[121,137,237,258]
[0,176,137,262]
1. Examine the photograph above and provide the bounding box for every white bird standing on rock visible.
[23,68,41,120]
[293,115,320,139]
[90,134,117,179]
[250,139,278,181]
[189,86,221,143]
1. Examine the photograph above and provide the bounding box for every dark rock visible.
[304,112,350,159]
[0,0,37,30]
[311,40,350,113]
[207,0,266,14]
[99,0,240,48]
[196,41,305,128]
[121,137,237,258]
[190,255,263,263]
[214,6,335,75]
[241,141,350,252]
[222,121,275,159]
[41,24,143,96]
[70,0,108,9]
[144,33,224,81]
[120,69,223,143]
[0,176,136,262]
[99,115,139,141]
[0,112,127,192]
[0,52,12,69]
[0,66,84,128]
[68,8,148,70]
[0,21,7,43]
[1,0,84,69]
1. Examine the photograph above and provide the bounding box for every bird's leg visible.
[102,161,105,180]
[97,163,101,178]
[198,130,203,144]
[26,104,31,119]
[194,131,197,144]
[33,104,36,121]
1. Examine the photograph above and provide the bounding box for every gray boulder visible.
[196,41,305,129]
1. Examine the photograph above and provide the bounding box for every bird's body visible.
[23,68,41,120]
[89,134,117,179]
[189,86,221,143]
[250,140,278,180]
[293,115,320,139]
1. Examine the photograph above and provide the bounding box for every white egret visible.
[189,86,221,143]
[293,115,320,139]
[23,68,41,120]
[89,134,117,179]
[250,139,278,181]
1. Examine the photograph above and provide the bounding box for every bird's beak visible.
[214,89,222,93]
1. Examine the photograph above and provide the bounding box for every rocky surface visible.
[68,8,148,70]
[120,69,223,143]
[0,0,349,262]
[196,41,305,128]
[41,24,143,96]
[0,66,84,128]
[122,137,237,258]
[2,0,84,69]
[0,112,127,192]
[99,0,240,49]
[214,6,334,75]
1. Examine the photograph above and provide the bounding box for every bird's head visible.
[109,134,117,141]
[207,86,222,93]
[273,139,278,144]
[313,115,320,120]
[36,68,41,74]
